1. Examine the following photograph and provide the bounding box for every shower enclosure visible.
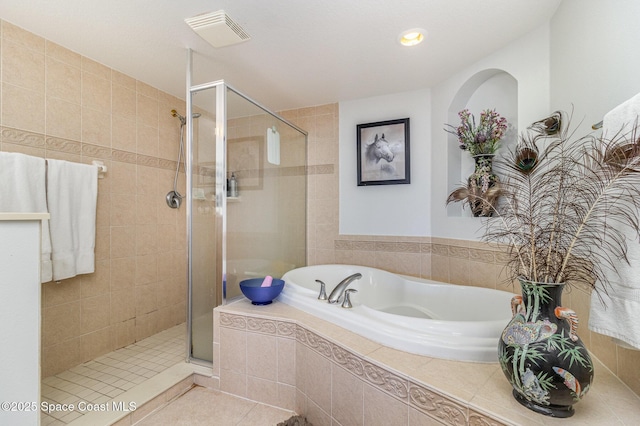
[186,76,307,364]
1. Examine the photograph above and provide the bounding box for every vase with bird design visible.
[499,278,593,418]
[468,154,499,216]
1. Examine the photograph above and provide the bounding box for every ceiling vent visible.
[185,10,250,48]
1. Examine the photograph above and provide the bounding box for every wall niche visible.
[446,69,518,217]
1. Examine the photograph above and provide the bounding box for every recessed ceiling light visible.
[399,28,426,47]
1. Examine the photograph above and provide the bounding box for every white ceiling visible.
[0,0,562,112]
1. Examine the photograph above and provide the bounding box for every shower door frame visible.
[185,51,307,365]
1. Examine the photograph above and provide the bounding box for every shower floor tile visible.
[41,324,186,426]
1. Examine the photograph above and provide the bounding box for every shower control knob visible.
[166,191,182,209]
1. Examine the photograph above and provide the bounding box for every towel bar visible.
[91,160,107,178]
[43,159,107,179]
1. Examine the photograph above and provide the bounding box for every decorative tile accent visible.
[220,313,296,340]
[469,249,496,263]
[396,242,421,253]
[137,153,159,168]
[420,243,433,253]
[448,245,469,259]
[331,344,365,376]
[352,240,376,251]
[468,409,509,426]
[219,313,247,330]
[362,362,409,401]
[45,136,82,154]
[338,240,424,254]
[1,126,45,147]
[334,240,352,250]
[432,244,450,256]
[296,327,333,358]
[246,317,277,334]
[280,165,307,176]
[276,322,296,338]
[408,382,468,426]
[1,125,187,173]
[297,326,409,402]
[112,149,137,164]
[158,158,177,171]
[308,164,334,175]
[82,143,111,159]
[375,241,398,252]
[495,252,510,264]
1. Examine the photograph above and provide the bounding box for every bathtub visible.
[278,264,515,362]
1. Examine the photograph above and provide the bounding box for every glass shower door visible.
[224,86,307,300]
[187,81,307,365]
[188,85,219,363]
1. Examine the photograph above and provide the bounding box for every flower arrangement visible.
[445,108,508,216]
[445,108,508,155]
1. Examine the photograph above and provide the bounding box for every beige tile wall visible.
[0,20,188,377]
[216,296,640,425]
[216,309,465,426]
[284,102,640,397]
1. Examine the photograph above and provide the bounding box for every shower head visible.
[171,109,186,125]
[171,109,201,125]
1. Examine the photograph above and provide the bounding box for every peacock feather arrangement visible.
[449,109,640,291]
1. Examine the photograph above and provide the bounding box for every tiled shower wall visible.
[287,102,640,397]
[0,20,187,377]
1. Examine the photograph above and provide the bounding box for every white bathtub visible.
[278,264,515,362]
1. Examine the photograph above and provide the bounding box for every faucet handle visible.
[341,289,358,309]
[315,280,328,300]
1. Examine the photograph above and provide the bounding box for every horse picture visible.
[357,118,410,185]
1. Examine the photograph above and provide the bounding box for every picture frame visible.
[356,118,410,186]
[227,136,264,191]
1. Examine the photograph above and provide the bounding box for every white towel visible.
[588,92,640,350]
[0,152,52,282]
[46,159,98,281]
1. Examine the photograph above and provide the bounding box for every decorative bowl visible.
[239,278,285,305]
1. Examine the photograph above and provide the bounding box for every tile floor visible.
[136,386,295,426]
[41,324,186,425]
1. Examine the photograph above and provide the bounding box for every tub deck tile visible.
[217,300,640,426]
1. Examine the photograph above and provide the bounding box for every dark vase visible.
[498,278,594,418]
[468,154,498,217]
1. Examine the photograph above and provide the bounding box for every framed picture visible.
[356,118,410,186]
[227,136,264,190]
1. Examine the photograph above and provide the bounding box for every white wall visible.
[339,25,551,239]
[339,89,431,236]
[430,24,551,240]
[338,2,640,242]
[550,0,640,136]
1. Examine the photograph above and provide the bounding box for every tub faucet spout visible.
[327,273,362,304]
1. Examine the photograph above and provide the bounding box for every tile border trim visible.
[219,311,508,426]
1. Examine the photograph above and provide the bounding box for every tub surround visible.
[215,299,640,426]
[290,100,640,398]
[319,235,640,397]
[279,264,515,362]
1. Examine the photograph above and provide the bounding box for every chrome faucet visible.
[341,289,358,308]
[315,279,328,300]
[327,273,362,304]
